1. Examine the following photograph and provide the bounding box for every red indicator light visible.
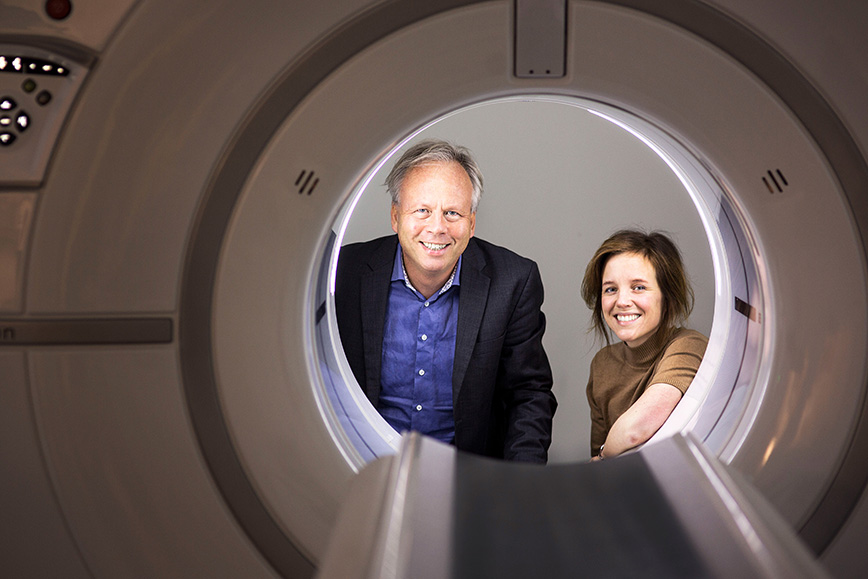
[45,0,72,21]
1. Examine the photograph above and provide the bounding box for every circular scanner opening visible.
[317,95,758,468]
[194,3,868,567]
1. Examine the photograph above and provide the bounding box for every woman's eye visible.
[634,285,646,291]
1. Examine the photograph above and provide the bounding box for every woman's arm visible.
[598,383,682,458]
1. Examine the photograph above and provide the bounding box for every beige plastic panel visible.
[214,0,866,556]
[0,351,91,577]
[24,0,374,314]
[0,0,138,53]
[0,193,34,312]
[28,347,277,577]
[569,1,867,531]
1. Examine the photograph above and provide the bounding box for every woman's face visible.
[601,252,663,348]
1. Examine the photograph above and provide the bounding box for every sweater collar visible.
[622,327,670,366]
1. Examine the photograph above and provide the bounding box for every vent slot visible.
[762,169,788,193]
[294,170,320,195]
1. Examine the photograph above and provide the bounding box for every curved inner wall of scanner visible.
[340,99,715,464]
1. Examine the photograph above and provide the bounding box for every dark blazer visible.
[335,235,556,463]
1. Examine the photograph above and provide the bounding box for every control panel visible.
[0,45,88,185]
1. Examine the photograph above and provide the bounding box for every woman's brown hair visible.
[581,229,695,345]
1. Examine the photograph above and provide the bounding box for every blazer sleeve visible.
[334,242,367,393]
[497,261,557,463]
[334,236,394,405]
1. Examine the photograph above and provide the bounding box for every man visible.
[335,139,556,463]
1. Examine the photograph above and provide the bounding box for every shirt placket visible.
[413,296,437,425]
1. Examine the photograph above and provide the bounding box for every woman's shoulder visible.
[591,341,627,364]
[664,328,709,354]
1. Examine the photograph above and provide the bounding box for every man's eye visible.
[416,208,429,215]
[444,211,461,221]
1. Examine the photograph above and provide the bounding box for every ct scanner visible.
[2,0,868,577]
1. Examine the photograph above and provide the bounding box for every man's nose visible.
[428,212,447,232]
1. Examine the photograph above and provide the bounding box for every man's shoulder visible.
[339,235,396,266]
[341,234,396,254]
[468,237,537,270]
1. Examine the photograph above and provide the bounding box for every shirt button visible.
[415,404,423,411]
[424,301,430,307]
[421,334,428,341]
[418,369,425,376]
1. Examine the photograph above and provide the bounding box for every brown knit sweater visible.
[586,327,708,455]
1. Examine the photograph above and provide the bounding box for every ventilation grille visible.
[762,169,789,193]
[295,170,319,195]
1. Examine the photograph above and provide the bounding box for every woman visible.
[581,229,708,460]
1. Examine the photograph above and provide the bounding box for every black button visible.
[0,132,16,146]
[22,79,37,93]
[36,91,52,106]
[16,112,30,132]
[1,97,16,110]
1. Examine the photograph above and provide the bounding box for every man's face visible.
[391,161,476,295]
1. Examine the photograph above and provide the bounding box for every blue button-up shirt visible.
[378,245,460,444]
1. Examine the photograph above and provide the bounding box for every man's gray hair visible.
[385,139,484,212]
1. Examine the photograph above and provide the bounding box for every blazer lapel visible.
[453,240,489,403]
[359,236,397,403]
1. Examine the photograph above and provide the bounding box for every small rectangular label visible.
[734,297,759,323]
[514,0,567,78]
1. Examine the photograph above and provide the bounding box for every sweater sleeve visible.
[648,331,708,394]
[586,355,608,456]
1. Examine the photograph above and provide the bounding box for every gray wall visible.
[341,99,713,463]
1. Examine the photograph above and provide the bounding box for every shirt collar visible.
[391,243,462,297]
